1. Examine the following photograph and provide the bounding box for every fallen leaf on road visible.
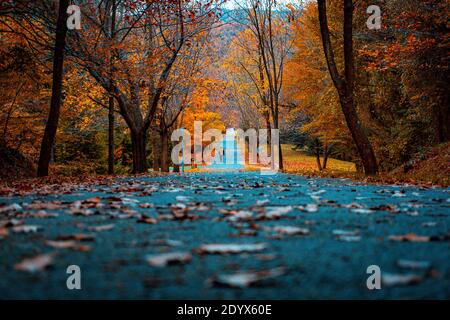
[88,224,115,232]
[352,208,374,214]
[139,203,154,209]
[15,253,56,273]
[56,234,95,242]
[0,203,22,214]
[271,226,310,236]
[45,240,91,252]
[257,206,293,220]
[343,203,364,209]
[389,233,430,242]
[370,204,398,213]
[146,252,192,267]
[226,210,253,222]
[27,211,59,218]
[176,196,191,202]
[230,229,258,237]
[26,202,61,210]
[210,267,286,288]
[0,227,8,239]
[256,199,270,206]
[297,204,319,213]
[12,225,41,233]
[0,218,23,228]
[137,215,158,224]
[397,260,431,270]
[70,208,95,216]
[332,230,359,236]
[83,197,102,204]
[336,235,361,242]
[196,243,267,254]
[381,273,422,287]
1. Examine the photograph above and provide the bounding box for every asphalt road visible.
[0,173,449,299]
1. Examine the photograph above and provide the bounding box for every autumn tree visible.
[355,0,449,170]
[228,0,294,169]
[69,0,222,173]
[155,32,210,172]
[317,0,378,175]
[37,0,70,177]
[283,1,354,171]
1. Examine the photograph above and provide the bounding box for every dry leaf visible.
[45,240,91,252]
[56,234,95,242]
[397,260,431,270]
[0,227,8,239]
[332,230,359,236]
[26,202,61,210]
[352,208,374,214]
[381,273,422,287]
[271,226,310,236]
[337,235,361,242]
[210,267,286,288]
[0,203,22,214]
[196,243,267,254]
[389,233,430,242]
[15,253,56,273]
[88,224,115,232]
[137,215,158,224]
[12,225,41,233]
[146,252,192,267]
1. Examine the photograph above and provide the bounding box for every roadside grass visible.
[282,144,356,174]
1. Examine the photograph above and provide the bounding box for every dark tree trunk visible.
[273,114,284,171]
[316,152,323,171]
[151,127,160,172]
[323,144,331,170]
[435,92,450,143]
[37,0,69,177]
[265,111,272,157]
[107,0,116,175]
[108,97,115,175]
[317,0,378,176]
[160,129,169,173]
[130,129,148,174]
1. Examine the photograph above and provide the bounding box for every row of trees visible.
[1,0,225,175]
[1,0,448,177]
[222,0,449,175]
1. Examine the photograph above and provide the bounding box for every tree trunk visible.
[151,127,160,171]
[316,152,323,171]
[130,129,148,174]
[160,129,169,173]
[273,114,284,171]
[37,0,69,177]
[265,112,272,157]
[107,0,116,175]
[108,97,115,174]
[435,96,450,143]
[317,0,378,175]
[323,144,330,170]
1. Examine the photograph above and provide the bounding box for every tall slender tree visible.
[108,0,117,175]
[317,0,378,175]
[37,0,69,177]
